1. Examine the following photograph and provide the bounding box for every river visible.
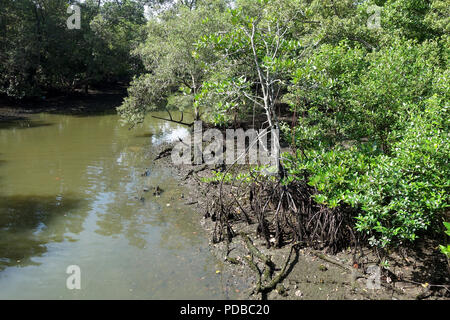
[0,110,233,299]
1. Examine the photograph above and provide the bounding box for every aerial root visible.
[209,176,361,254]
[240,233,297,296]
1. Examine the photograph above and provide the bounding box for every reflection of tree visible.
[151,205,207,251]
[0,112,207,274]
[0,194,86,271]
[93,146,159,249]
[96,206,153,249]
[0,119,54,131]
[95,195,207,251]
[91,142,150,249]
[93,140,205,251]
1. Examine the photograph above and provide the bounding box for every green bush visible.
[283,96,449,248]
[440,222,450,258]
[282,35,449,248]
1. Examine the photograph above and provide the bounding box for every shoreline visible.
[152,141,449,300]
[1,95,448,300]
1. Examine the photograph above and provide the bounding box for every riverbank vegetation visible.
[1,0,449,292]
[0,0,147,99]
[119,0,449,259]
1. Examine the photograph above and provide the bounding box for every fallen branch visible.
[154,145,173,160]
[244,255,262,293]
[261,244,297,292]
[241,233,274,267]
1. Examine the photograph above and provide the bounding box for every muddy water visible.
[0,110,232,299]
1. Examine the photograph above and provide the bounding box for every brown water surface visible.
[0,111,230,299]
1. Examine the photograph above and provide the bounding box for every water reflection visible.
[0,194,85,271]
[0,112,197,256]
[92,137,204,251]
[0,119,54,130]
[0,111,231,299]
[134,133,154,138]
[151,122,190,145]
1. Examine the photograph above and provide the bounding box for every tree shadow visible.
[42,91,124,117]
[387,238,450,297]
[0,119,53,130]
[0,194,86,271]
[407,239,449,286]
[64,108,118,118]
[134,133,155,138]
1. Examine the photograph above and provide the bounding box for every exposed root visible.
[154,145,173,160]
[240,233,297,296]
[207,171,362,255]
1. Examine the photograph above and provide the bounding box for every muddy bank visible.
[2,95,447,300]
[152,142,450,300]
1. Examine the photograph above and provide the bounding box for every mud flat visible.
[152,142,450,301]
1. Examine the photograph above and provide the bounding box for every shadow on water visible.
[0,194,86,271]
[0,119,53,130]
[42,91,124,117]
[64,108,117,118]
[134,133,155,138]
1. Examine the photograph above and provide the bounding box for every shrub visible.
[283,84,449,248]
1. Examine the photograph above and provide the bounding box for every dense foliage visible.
[117,0,229,123]
[0,0,147,98]
[283,36,449,247]
[118,0,448,249]
[2,0,448,250]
